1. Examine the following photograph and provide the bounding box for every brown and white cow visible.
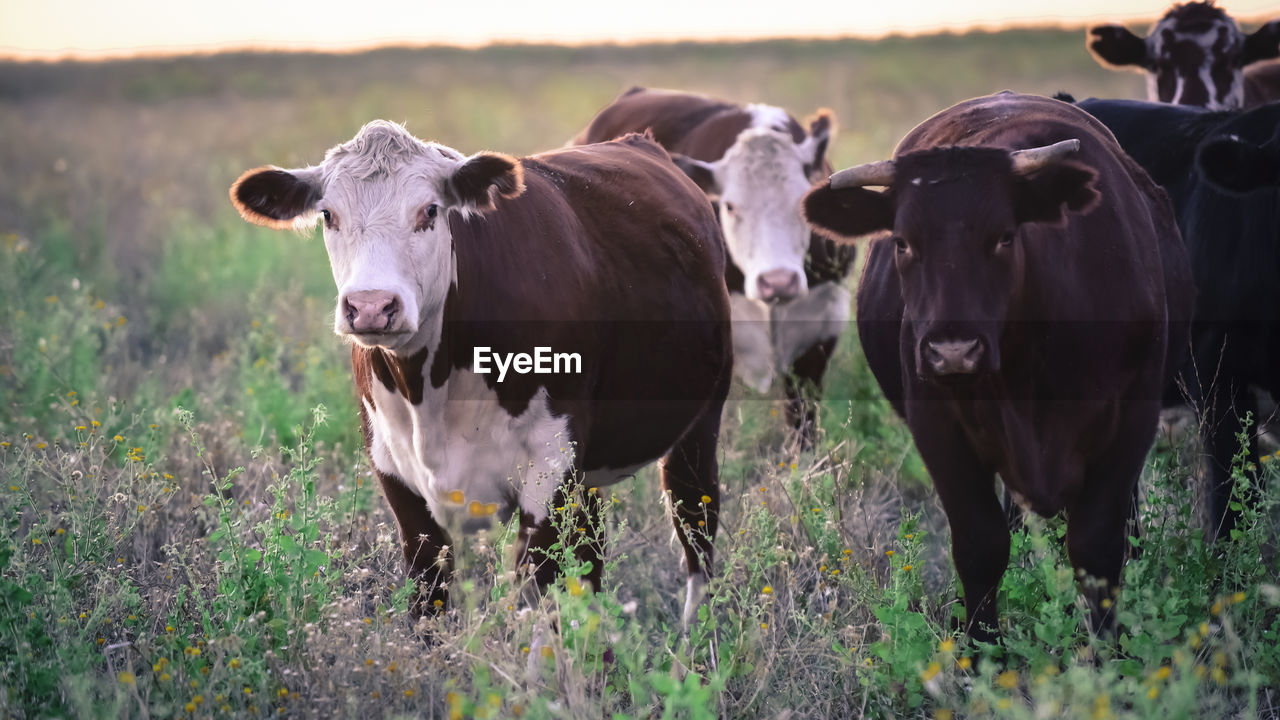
[230,122,733,628]
[804,93,1194,641]
[572,88,854,442]
[1089,1,1280,109]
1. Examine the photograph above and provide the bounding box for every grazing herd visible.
[229,1,1277,646]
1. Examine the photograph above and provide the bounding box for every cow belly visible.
[364,370,572,527]
[729,281,851,392]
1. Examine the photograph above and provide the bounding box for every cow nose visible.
[342,290,402,333]
[756,269,802,303]
[924,339,984,376]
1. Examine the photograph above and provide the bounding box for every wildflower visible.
[193,695,204,705]
[1211,599,1223,615]
[996,670,1018,689]
[113,435,124,442]
[1148,687,1159,700]
[160,673,171,682]
[567,578,585,597]
[539,646,554,658]
[91,420,100,427]
[921,661,941,683]
[185,702,196,713]
[165,625,174,633]
[138,505,147,512]
[386,661,397,672]
[1211,668,1227,685]
[1154,666,1171,681]
[229,658,241,669]
[885,550,895,557]
[433,599,444,608]
[760,622,768,629]
[935,710,953,720]
[939,638,955,653]
[94,299,105,310]
[761,585,773,595]
[118,672,136,686]
[75,425,86,431]
[700,495,711,504]
[32,538,41,545]
[35,442,47,449]
[404,690,415,697]
[0,442,9,448]
[116,316,127,327]
[903,565,914,572]
[1231,591,1246,604]
[277,688,289,698]
[447,490,465,504]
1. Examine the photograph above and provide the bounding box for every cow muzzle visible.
[341,290,405,335]
[923,339,985,377]
[756,268,803,304]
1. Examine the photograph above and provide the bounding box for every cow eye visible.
[320,209,338,230]
[893,235,908,253]
[997,232,1015,248]
[415,204,440,232]
[723,201,736,214]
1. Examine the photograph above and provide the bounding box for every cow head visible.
[670,110,835,303]
[1089,2,1280,110]
[230,120,524,353]
[804,141,1098,380]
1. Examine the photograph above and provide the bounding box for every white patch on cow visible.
[683,574,708,629]
[364,365,572,529]
[1146,13,1247,110]
[745,103,792,133]
[729,292,776,392]
[728,281,852,392]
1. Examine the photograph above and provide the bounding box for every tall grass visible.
[2,30,1277,718]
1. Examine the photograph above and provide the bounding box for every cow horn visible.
[829,160,897,189]
[1009,139,1081,175]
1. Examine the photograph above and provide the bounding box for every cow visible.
[229,122,733,629]
[1072,97,1280,540]
[572,88,855,444]
[1088,1,1280,110]
[803,92,1194,641]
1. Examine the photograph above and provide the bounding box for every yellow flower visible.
[760,622,768,629]
[404,690,415,697]
[567,578,585,597]
[113,435,124,442]
[277,688,289,697]
[700,495,711,504]
[35,442,47,450]
[921,661,941,682]
[193,695,204,705]
[116,316,127,327]
[229,658,241,669]
[447,489,465,504]
[91,420,100,427]
[32,538,42,545]
[885,550,895,557]
[75,425,86,431]
[1154,666,1171,681]
[1148,687,1159,700]
[935,710,953,720]
[996,670,1019,689]
[903,565,914,572]
[1231,591,1246,604]
[118,672,136,686]
[939,638,955,653]
[160,672,171,681]
[539,646,554,658]
[761,585,773,595]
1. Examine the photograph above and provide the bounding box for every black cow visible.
[804,93,1194,640]
[1074,97,1280,539]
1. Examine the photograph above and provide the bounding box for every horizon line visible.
[0,16,1184,64]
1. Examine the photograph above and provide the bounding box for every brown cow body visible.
[574,88,854,442]
[231,124,733,627]
[805,93,1194,640]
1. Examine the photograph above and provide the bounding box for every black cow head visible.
[804,141,1098,381]
[1089,2,1280,110]
[1197,124,1280,194]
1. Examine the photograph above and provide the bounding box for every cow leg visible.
[1203,379,1258,540]
[516,481,606,597]
[912,419,1007,643]
[377,471,453,619]
[662,390,728,629]
[784,338,836,449]
[1069,409,1157,638]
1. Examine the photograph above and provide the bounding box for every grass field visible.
[2,29,1278,718]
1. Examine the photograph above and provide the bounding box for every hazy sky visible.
[2,0,1278,59]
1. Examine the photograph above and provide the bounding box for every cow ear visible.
[230,166,323,229]
[669,154,721,194]
[802,182,894,243]
[802,109,837,182]
[1088,24,1151,69]
[1197,135,1280,193]
[1012,160,1100,226]
[1242,20,1280,66]
[442,152,525,214]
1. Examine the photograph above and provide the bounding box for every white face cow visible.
[229,121,523,354]
[1089,2,1280,110]
[673,108,833,304]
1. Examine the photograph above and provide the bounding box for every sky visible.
[2,0,1278,59]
